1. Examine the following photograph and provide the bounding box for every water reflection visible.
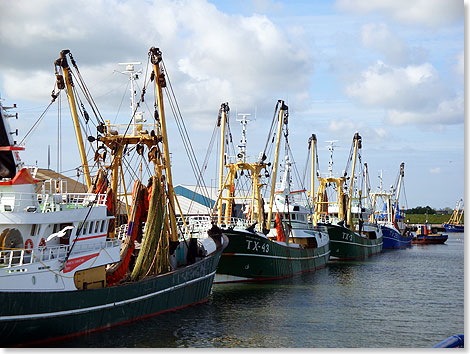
[53,233,463,348]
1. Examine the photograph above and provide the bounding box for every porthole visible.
[31,276,36,285]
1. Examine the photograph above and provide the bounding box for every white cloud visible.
[345,61,463,126]
[252,0,284,13]
[361,23,409,65]
[328,118,354,132]
[346,61,444,111]
[429,167,441,174]
[336,0,463,28]
[327,118,390,144]
[360,23,427,66]
[387,93,463,125]
[454,51,464,76]
[0,0,311,129]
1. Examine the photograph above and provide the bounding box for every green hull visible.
[0,238,226,347]
[216,230,330,283]
[324,224,383,260]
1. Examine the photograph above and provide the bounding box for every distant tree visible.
[406,206,436,214]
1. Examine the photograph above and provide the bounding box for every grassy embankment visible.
[404,214,461,224]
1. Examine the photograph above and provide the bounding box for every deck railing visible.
[0,191,107,213]
[0,239,120,268]
[176,215,255,236]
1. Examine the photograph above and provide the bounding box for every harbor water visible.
[52,233,463,348]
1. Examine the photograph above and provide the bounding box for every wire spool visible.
[1,228,23,250]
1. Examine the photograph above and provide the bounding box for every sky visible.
[0,0,465,209]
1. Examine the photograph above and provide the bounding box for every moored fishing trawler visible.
[311,134,383,260]
[369,164,412,249]
[188,101,329,283]
[0,47,226,347]
[412,223,448,244]
[443,199,464,232]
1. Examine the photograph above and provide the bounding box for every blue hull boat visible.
[443,223,464,233]
[433,335,464,348]
[381,224,412,249]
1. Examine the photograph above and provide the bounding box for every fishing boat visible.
[189,101,329,283]
[369,164,412,249]
[412,223,448,244]
[443,199,464,232]
[311,134,383,260]
[0,47,226,347]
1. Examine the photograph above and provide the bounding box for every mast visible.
[55,50,92,189]
[309,134,317,206]
[149,47,178,241]
[313,140,346,226]
[266,100,288,229]
[118,62,143,135]
[217,103,229,224]
[363,162,369,210]
[457,200,464,224]
[236,113,251,162]
[215,104,266,230]
[346,132,361,229]
[393,162,404,222]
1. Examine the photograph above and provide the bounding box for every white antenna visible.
[236,113,251,162]
[118,62,143,136]
[326,140,338,177]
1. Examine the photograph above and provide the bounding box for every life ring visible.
[38,238,46,248]
[25,238,33,249]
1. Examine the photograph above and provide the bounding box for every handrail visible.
[0,239,120,268]
[0,191,107,213]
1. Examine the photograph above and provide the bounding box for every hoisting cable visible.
[19,82,59,145]
[68,52,105,124]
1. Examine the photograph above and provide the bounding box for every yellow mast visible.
[346,133,361,229]
[458,203,464,224]
[214,102,267,230]
[149,47,178,242]
[266,101,287,230]
[55,50,92,189]
[217,103,229,224]
[447,199,463,225]
[313,176,346,225]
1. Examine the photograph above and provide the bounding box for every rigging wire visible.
[161,58,213,211]
[19,83,58,145]
[113,80,131,124]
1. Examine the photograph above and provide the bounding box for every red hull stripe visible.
[75,234,107,241]
[63,253,100,273]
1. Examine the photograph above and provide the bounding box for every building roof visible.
[174,184,252,215]
[31,167,88,194]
